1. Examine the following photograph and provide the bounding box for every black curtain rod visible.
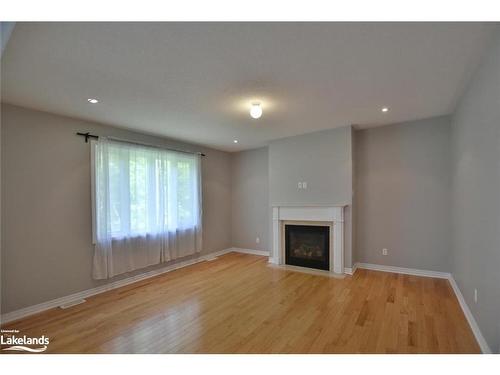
[76,132,99,143]
[76,132,206,157]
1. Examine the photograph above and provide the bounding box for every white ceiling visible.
[1,22,497,151]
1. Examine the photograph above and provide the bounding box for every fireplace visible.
[271,206,345,274]
[285,224,330,270]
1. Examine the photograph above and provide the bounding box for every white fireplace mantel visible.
[270,205,345,274]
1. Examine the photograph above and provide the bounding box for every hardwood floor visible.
[0,252,480,353]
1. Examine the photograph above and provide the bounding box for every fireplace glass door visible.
[285,224,330,271]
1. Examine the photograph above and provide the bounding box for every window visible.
[92,139,201,240]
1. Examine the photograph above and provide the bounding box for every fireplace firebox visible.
[285,224,330,271]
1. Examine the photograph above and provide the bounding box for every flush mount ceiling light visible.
[381,107,389,112]
[87,98,99,104]
[249,103,263,119]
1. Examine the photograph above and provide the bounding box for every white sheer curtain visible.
[92,137,202,279]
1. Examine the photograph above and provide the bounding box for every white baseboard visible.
[229,247,270,257]
[355,262,451,279]
[448,276,492,354]
[268,257,279,264]
[0,248,234,324]
[344,263,358,275]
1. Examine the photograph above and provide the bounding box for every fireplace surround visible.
[270,205,345,274]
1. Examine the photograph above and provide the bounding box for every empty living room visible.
[1,1,499,373]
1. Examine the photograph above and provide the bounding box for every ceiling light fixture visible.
[233,139,238,144]
[87,98,99,104]
[381,107,389,112]
[250,103,263,119]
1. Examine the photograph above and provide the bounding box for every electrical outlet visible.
[256,237,260,244]
[382,248,388,256]
[474,289,478,303]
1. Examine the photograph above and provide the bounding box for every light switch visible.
[298,182,303,189]
[303,182,307,189]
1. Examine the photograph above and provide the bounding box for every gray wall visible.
[351,127,358,265]
[268,126,353,266]
[231,147,269,251]
[1,104,232,314]
[269,127,352,206]
[450,28,500,352]
[0,23,16,58]
[0,101,2,316]
[355,116,451,271]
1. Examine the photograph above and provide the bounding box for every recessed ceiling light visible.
[233,139,238,144]
[87,98,99,104]
[381,107,389,112]
[250,103,263,119]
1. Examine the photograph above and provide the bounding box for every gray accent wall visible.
[1,104,232,314]
[355,116,452,271]
[269,127,352,206]
[450,28,500,352]
[231,147,269,251]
